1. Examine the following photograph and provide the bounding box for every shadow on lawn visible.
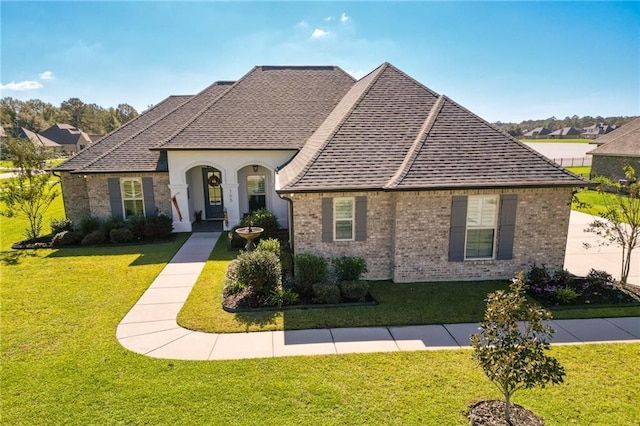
[0,249,41,266]
[234,310,281,332]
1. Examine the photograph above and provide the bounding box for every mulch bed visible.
[468,400,544,426]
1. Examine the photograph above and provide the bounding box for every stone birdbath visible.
[235,225,264,252]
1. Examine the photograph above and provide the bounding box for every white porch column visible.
[168,183,191,233]
[221,183,240,229]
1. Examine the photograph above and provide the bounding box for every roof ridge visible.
[73,95,196,173]
[153,68,260,150]
[279,63,389,189]
[385,95,445,188]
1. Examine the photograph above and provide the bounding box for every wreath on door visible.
[208,174,221,187]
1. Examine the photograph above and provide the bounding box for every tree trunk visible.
[505,392,511,424]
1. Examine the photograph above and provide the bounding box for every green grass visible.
[2,198,640,424]
[520,138,591,143]
[565,166,591,179]
[572,188,619,217]
[177,234,640,334]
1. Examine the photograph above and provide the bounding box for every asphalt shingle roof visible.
[155,66,355,151]
[278,63,586,191]
[588,117,640,157]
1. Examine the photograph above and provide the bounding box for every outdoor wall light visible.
[252,165,259,172]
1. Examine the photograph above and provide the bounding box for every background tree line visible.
[493,115,638,137]
[0,97,139,135]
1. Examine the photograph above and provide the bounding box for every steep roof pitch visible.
[55,94,192,172]
[278,63,586,192]
[41,123,91,145]
[549,126,580,136]
[588,117,640,157]
[154,66,355,151]
[16,127,61,148]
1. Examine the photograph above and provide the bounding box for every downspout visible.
[278,192,294,254]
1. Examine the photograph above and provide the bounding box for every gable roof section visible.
[588,117,640,157]
[278,63,441,191]
[278,63,585,192]
[55,95,192,172]
[154,66,355,151]
[16,127,61,148]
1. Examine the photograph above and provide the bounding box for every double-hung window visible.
[121,178,145,218]
[334,197,355,241]
[465,195,498,259]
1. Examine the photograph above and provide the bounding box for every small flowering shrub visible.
[524,264,637,306]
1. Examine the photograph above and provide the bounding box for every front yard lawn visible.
[2,204,639,425]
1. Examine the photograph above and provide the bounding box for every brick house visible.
[589,117,640,182]
[55,63,585,282]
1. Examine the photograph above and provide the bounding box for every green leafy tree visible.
[470,273,565,424]
[584,165,639,285]
[0,137,59,239]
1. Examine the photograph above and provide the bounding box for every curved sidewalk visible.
[117,233,640,361]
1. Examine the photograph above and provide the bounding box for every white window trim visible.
[464,195,498,260]
[120,178,145,219]
[333,197,355,241]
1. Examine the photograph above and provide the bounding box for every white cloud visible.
[340,13,349,23]
[311,29,329,39]
[297,20,309,29]
[39,71,54,80]
[325,16,334,22]
[0,80,43,91]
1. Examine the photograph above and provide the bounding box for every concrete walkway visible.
[117,227,639,361]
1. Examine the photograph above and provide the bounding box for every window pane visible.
[335,199,353,220]
[247,175,265,195]
[466,229,495,258]
[124,200,144,217]
[123,180,142,199]
[467,196,497,228]
[335,220,353,240]
[208,171,222,205]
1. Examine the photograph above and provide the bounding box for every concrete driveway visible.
[565,210,639,286]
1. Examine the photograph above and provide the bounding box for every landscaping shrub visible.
[50,218,74,235]
[312,282,341,304]
[110,227,134,244]
[127,215,146,240]
[256,238,281,257]
[143,214,173,241]
[51,230,83,247]
[235,250,281,296]
[78,215,102,235]
[554,286,578,304]
[294,253,328,298]
[102,215,127,236]
[267,288,299,308]
[332,256,368,281]
[223,260,244,295]
[81,230,106,245]
[339,280,370,302]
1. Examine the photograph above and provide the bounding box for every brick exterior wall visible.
[591,155,640,182]
[291,187,573,282]
[60,172,171,224]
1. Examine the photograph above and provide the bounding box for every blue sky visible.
[1,1,638,122]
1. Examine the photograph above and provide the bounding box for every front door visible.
[202,168,224,219]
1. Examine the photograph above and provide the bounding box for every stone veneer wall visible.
[61,172,171,223]
[291,187,573,282]
[591,155,640,182]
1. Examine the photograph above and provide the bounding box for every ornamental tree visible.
[0,137,59,239]
[470,273,565,424]
[584,165,639,285]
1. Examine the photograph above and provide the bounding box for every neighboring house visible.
[548,126,581,139]
[589,117,640,182]
[521,127,551,138]
[56,63,585,282]
[581,123,616,140]
[14,127,63,151]
[40,123,92,154]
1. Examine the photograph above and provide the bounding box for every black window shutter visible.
[355,196,367,241]
[448,196,468,262]
[142,177,156,218]
[321,198,333,242]
[108,178,124,218]
[497,194,518,260]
